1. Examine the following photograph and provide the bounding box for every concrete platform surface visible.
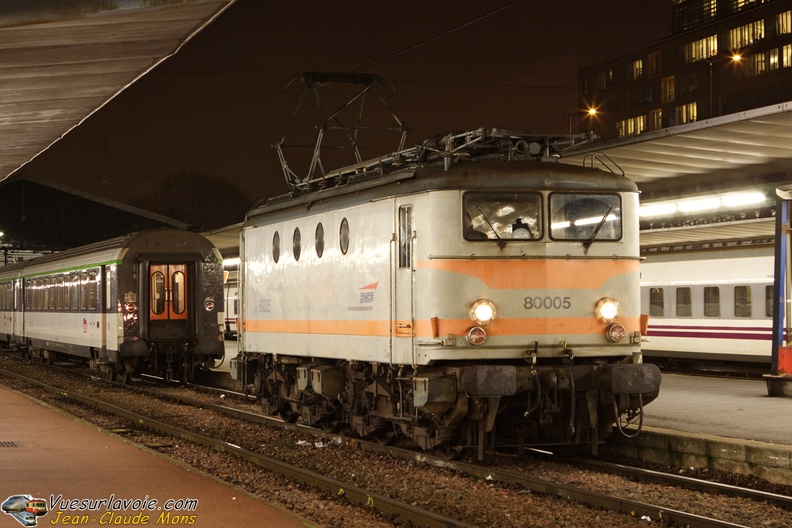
[643,373,792,446]
[0,384,313,528]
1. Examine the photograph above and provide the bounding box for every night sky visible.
[20,0,670,205]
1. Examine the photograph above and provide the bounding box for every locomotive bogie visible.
[0,230,225,382]
[239,144,661,455]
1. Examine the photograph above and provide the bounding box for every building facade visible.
[577,0,792,140]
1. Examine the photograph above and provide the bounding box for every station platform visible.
[644,373,792,445]
[0,384,312,528]
[608,372,792,485]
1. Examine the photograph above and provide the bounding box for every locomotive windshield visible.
[549,193,622,241]
[463,192,541,240]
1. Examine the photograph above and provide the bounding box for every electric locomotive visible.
[0,229,224,382]
[236,128,661,457]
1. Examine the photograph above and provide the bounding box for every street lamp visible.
[567,108,597,141]
[707,53,741,118]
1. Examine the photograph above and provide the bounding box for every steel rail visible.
[355,443,752,528]
[0,369,470,528]
[568,456,792,510]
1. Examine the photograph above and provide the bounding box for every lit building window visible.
[729,20,765,49]
[630,59,643,80]
[685,35,717,63]
[783,44,792,67]
[616,115,646,138]
[676,102,697,124]
[648,109,662,132]
[745,53,766,76]
[769,49,779,70]
[777,11,791,35]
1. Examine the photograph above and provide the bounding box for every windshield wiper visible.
[583,206,613,252]
[476,206,505,247]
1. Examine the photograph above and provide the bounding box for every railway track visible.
[2,354,791,527]
[0,367,468,528]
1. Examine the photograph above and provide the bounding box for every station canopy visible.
[560,102,792,249]
[0,1,790,253]
[0,0,236,186]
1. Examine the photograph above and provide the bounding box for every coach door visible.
[12,278,23,342]
[392,204,415,365]
[149,263,190,339]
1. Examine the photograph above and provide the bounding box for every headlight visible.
[606,323,626,342]
[466,326,487,345]
[469,299,496,325]
[595,297,620,323]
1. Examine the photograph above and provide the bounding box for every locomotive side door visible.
[148,263,190,340]
[392,203,415,365]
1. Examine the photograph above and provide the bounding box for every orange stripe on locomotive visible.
[243,259,639,338]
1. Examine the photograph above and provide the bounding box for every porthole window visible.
[339,218,350,255]
[315,223,325,258]
[272,231,280,263]
[293,227,301,261]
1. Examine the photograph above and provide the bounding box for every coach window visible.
[27,281,34,310]
[676,287,691,317]
[340,218,350,255]
[399,206,413,268]
[56,277,65,310]
[172,271,185,314]
[38,280,44,310]
[49,278,56,309]
[48,279,54,309]
[550,193,621,241]
[272,231,280,263]
[734,286,751,318]
[766,285,774,317]
[43,278,51,310]
[704,286,720,318]
[464,192,541,240]
[80,273,90,310]
[315,223,324,258]
[71,275,79,310]
[293,227,301,261]
[151,271,165,315]
[649,288,664,317]
[88,271,98,310]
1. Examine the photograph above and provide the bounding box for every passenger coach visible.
[236,129,661,457]
[0,229,224,382]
